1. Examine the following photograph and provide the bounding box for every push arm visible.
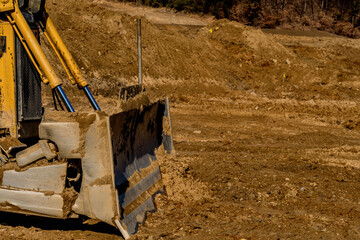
[40,12,100,110]
[4,0,75,112]
[2,0,100,111]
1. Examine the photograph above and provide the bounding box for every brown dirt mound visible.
[208,19,294,58]
[46,0,360,104]
[45,0,293,98]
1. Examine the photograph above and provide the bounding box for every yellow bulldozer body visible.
[0,0,174,238]
[0,22,17,137]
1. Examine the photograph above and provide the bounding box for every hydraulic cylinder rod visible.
[83,86,101,111]
[55,86,75,112]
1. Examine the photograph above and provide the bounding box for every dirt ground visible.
[1,0,360,239]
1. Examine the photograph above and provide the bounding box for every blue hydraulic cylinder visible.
[83,86,101,111]
[55,85,75,112]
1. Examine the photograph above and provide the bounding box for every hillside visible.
[46,0,360,103]
[119,0,360,38]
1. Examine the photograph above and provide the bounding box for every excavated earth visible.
[1,0,360,239]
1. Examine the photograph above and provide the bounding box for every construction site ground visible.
[1,0,360,239]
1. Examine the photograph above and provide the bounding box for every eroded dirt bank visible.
[0,0,360,239]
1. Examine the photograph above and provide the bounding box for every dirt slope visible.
[45,0,360,103]
[1,0,360,239]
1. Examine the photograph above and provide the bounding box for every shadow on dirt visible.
[0,211,120,235]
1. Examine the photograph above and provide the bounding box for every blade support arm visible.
[41,12,88,89]
[41,7,101,110]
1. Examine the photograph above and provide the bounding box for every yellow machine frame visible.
[0,21,17,137]
[0,0,100,115]
[0,0,14,13]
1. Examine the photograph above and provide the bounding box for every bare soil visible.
[1,0,360,239]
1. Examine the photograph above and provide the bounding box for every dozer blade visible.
[0,93,173,238]
[35,98,174,238]
[110,98,174,235]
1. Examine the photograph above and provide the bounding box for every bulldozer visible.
[0,0,174,238]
